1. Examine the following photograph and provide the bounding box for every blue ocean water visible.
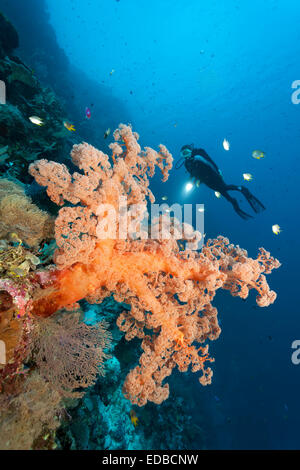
[1,0,299,450]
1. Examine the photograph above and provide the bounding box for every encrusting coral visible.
[27,124,280,406]
[0,178,54,376]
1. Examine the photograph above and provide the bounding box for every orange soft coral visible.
[29,124,280,406]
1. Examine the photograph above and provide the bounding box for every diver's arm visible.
[193,149,222,174]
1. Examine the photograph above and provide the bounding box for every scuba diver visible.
[177,144,265,220]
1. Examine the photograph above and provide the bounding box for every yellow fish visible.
[215,191,221,198]
[178,241,185,250]
[162,196,168,201]
[272,224,281,235]
[252,150,265,160]
[243,173,253,181]
[64,121,76,132]
[130,409,139,427]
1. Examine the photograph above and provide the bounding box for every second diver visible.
[177,144,265,220]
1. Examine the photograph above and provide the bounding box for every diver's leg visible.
[221,190,253,220]
[225,185,265,213]
[225,184,242,191]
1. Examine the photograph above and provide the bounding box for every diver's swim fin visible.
[231,198,253,220]
[241,187,265,213]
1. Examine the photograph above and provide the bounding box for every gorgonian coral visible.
[0,371,62,450]
[0,178,54,247]
[31,311,112,398]
[28,124,280,406]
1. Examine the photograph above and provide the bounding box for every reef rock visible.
[0,12,19,58]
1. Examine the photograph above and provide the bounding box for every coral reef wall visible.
[0,6,281,452]
[0,0,131,150]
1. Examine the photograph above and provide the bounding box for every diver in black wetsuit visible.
[177,144,265,220]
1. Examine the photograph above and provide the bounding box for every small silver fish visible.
[104,128,111,139]
[29,116,44,126]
